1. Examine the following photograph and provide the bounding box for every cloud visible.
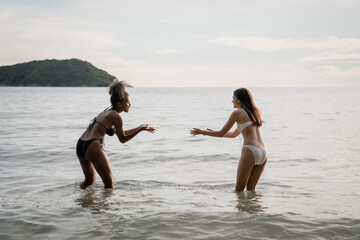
[0,17,125,65]
[1,1,359,87]
[0,9,11,20]
[299,52,360,64]
[157,19,175,24]
[148,48,184,55]
[209,36,360,52]
[20,20,124,49]
[148,48,195,55]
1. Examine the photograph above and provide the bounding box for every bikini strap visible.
[88,117,97,128]
[104,106,113,111]
[240,108,251,121]
[89,117,107,130]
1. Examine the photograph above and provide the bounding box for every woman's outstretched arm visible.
[125,126,145,135]
[201,128,240,138]
[190,110,239,138]
[114,115,155,143]
[223,129,240,138]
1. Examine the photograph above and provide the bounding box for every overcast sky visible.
[0,0,359,87]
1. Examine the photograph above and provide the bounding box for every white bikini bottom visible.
[243,145,267,165]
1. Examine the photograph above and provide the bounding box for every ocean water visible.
[0,87,359,239]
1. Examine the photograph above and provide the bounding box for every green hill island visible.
[0,58,118,87]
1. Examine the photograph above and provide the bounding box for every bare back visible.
[80,109,119,141]
[236,109,265,148]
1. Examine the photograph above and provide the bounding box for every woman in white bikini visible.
[76,79,155,189]
[190,88,267,192]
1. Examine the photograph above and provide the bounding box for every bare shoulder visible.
[232,109,248,122]
[232,109,245,117]
[109,110,122,120]
[103,110,122,124]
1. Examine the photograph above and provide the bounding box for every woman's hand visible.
[190,128,202,136]
[140,124,156,133]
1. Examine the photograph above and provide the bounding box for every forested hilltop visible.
[0,59,116,87]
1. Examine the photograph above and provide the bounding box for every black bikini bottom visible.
[76,138,103,158]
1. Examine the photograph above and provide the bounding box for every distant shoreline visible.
[0,58,117,87]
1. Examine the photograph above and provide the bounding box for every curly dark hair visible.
[108,79,128,111]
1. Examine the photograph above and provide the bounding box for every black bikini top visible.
[89,117,115,136]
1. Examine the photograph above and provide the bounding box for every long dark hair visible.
[234,88,262,127]
[108,79,128,111]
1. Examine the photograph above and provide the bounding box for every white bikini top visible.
[237,121,253,132]
[236,108,253,132]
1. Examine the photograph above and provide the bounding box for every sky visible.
[0,0,359,87]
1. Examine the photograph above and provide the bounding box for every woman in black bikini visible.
[76,79,155,189]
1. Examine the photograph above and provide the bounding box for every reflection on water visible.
[75,187,114,214]
[1,87,360,239]
[235,191,265,213]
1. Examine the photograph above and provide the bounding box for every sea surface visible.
[0,87,359,239]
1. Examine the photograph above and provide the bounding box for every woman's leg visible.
[246,159,267,191]
[235,147,255,192]
[85,140,114,189]
[77,153,96,189]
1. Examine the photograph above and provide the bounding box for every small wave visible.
[117,179,176,189]
[45,179,234,194]
[191,181,234,190]
[262,181,293,189]
[275,158,321,163]
[191,153,234,162]
[38,182,79,194]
